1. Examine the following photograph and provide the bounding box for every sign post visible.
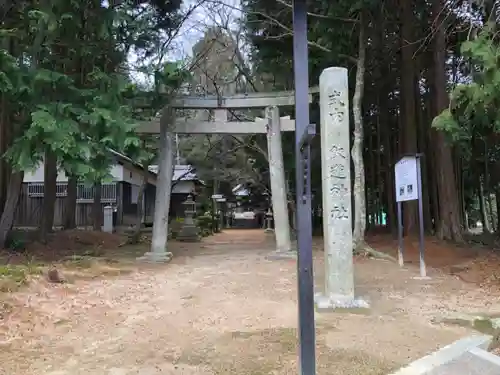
[293,0,316,374]
[394,154,427,278]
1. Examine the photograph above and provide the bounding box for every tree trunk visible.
[40,151,57,242]
[63,175,77,230]
[431,0,464,242]
[129,160,149,244]
[479,178,491,233]
[383,113,397,233]
[92,182,102,231]
[377,15,396,232]
[352,15,367,248]
[365,129,373,231]
[484,156,496,229]
[0,37,14,216]
[0,93,9,214]
[375,99,383,228]
[400,0,419,235]
[496,186,500,234]
[488,190,496,230]
[420,86,433,233]
[425,58,440,233]
[455,154,466,229]
[0,172,23,247]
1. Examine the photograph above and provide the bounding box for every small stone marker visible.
[264,208,274,233]
[103,206,113,233]
[314,67,368,310]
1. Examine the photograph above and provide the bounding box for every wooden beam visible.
[171,87,319,109]
[136,117,296,134]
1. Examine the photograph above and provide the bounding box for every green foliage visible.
[196,214,214,237]
[169,217,184,239]
[155,61,192,93]
[0,0,185,184]
[433,25,500,158]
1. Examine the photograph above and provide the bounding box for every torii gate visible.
[136,89,317,262]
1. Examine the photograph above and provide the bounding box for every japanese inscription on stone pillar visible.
[319,67,354,300]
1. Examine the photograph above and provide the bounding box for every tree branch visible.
[274,0,359,23]
[204,0,336,55]
[230,135,269,162]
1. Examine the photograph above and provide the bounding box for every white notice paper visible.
[395,156,419,202]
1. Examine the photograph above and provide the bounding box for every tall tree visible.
[431,0,464,241]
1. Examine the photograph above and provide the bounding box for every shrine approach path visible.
[1,229,497,375]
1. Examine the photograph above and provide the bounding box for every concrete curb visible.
[469,347,500,366]
[388,335,493,375]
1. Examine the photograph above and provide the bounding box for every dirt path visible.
[1,230,499,375]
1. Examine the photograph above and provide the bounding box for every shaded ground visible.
[0,230,131,293]
[1,230,125,264]
[368,233,500,292]
[1,230,500,374]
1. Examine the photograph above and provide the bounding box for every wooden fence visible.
[14,183,117,228]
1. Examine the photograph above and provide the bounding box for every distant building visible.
[18,153,202,228]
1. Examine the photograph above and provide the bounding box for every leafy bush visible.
[196,214,214,237]
[5,231,27,253]
[169,217,184,239]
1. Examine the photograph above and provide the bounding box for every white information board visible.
[395,156,419,202]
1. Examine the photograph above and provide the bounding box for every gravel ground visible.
[1,230,497,375]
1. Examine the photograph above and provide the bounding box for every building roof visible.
[148,164,201,182]
[232,183,249,196]
[111,148,200,183]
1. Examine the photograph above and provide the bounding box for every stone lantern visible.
[177,194,200,242]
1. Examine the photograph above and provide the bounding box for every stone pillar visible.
[103,206,113,233]
[315,67,368,309]
[266,106,294,258]
[138,107,174,263]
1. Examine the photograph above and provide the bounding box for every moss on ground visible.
[172,327,396,375]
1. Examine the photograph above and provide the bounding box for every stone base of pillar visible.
[266,248,297,260]
[412,276,431,281]
[137,251,173,263]
[314,293,369,311]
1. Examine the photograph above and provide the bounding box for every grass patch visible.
[101,244,149,260]
[61,255,97,269]
[317,347,397,375]
[438,314,500,335]
[67,267,133,281]
[0,263,42,292]
[58,255,134,282]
